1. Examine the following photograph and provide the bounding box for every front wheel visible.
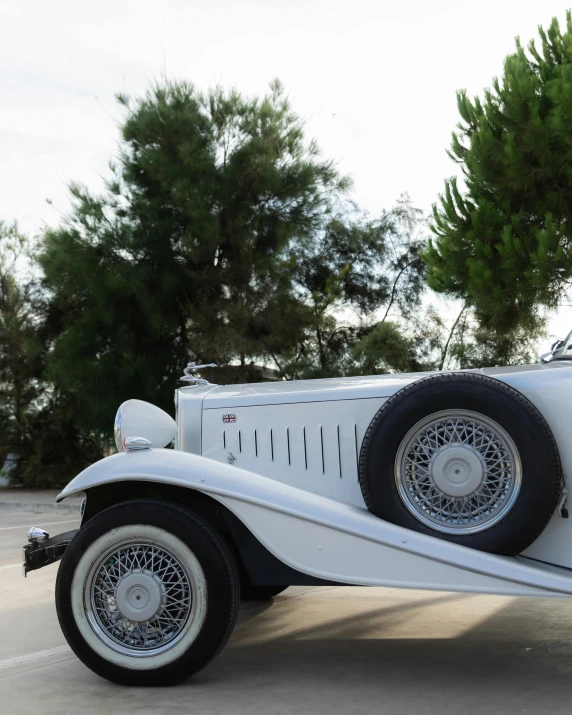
[56,500,239,686]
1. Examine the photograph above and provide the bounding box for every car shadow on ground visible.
[195,591,572,710]
[6,589,572,715]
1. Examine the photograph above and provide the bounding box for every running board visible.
[219,496,572,598]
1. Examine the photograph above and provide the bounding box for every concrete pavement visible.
[1,511,572,714]
[0,489,83,515]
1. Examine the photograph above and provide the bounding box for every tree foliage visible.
[440,306,544,370]
[40,81,445,439]
[424,12,572,332]
[0,223,101,487]
[273,196,433,378]
[0,77,544,489]
[0,223,40,475]
[40,81,349,433]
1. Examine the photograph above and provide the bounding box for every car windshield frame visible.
[550,328,572,360]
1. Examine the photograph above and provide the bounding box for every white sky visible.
[2,0,572,352]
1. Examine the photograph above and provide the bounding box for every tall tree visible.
[440,306,544,370]
[0,223,102,487]
[0,223,40,478]
[40,80,349,433]
[271,196,432,379]
[424,12,572,333]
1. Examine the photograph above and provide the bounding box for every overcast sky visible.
[2,0,572,348]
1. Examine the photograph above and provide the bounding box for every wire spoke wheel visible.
[360,373,561,555]
[395,409,522,535]
[85,540,194,657]
[58,502,240,685]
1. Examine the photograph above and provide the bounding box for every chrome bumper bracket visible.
[22,529,78,577]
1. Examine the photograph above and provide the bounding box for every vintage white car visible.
[22,354,572,686]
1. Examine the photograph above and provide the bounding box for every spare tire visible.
[358,372,561,555]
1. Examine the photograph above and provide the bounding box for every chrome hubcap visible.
[395,409,522,534]
[85,541,193,656]
[430,444,484,497]
[115,570,166,622]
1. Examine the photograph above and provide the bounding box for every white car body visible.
[58,362,572,599]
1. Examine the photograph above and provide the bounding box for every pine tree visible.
[40,81,349,433]
[277,196,430,378]
[0,223,103,487]
[0,223,40,476]
[424,12,572,332]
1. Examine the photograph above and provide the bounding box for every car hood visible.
[179,362,572,409]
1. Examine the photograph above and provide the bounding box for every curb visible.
[0,502,81,515]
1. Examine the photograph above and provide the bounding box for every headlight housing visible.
[114,399,177,452]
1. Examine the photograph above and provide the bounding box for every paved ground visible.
[2,510,572,714]
[0,489,82,514]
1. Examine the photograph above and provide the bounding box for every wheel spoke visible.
[397,410,521,534]
[88,541,192,654]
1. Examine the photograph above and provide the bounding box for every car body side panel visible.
[219,498,562,596]
[198,364,572,568]
[56,449,572,597]
[490,366,572,568]
[201,398,386,506]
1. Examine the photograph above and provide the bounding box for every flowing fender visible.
[58,449,572,598]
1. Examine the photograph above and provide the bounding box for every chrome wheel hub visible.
[85,541,193,656]
[430,444,484,497]
[114,570,166,623]
[395,409,522,535]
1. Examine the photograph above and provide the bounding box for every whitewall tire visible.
[56,500,239,686]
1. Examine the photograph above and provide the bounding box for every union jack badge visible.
[222,414,236,424]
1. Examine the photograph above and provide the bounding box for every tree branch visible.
[439,304,467,371]
[380,257,420,323]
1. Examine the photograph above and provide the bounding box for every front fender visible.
[57,448,360,526]
[56,448,572,597]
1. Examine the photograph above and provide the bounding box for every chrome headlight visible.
[114,403,125,452]
[114,399,177,452]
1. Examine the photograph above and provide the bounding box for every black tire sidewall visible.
[56,499,239,686]
[359,374,561,555]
